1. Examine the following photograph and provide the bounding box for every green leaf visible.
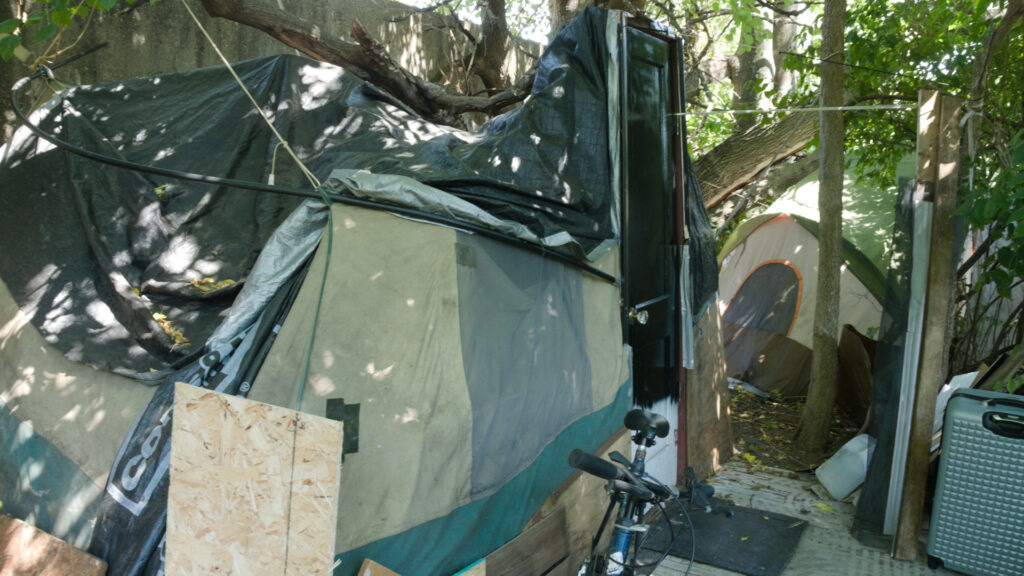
[51,9,72,26]
[0,34,19,62]
[96,0,118,10]
[984,196,1001,220]
[34,22,57,44]
[0,18,19,35]
[25,11,44,25]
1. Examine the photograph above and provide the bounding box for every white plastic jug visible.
[815,434,876,500]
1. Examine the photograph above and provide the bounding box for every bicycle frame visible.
[571,409,675,576]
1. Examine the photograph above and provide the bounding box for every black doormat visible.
[639,498,808,576]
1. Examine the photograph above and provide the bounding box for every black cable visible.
[643,473,696,576]
[631,499,675,570]
[671,493,697,576]
[10,70,618,285]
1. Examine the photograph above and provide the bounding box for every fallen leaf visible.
[153,312,189,348]
[740,536,748,542]
[187,277,236,295]
[812,502,834,512]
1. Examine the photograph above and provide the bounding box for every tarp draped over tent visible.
[0,8,717,576]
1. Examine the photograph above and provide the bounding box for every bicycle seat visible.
[624,409,670,438]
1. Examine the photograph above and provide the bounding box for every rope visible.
[674,103,918,117]
[178,0,331,412]
[178,0,321,190]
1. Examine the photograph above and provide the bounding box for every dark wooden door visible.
[622,26,676,406]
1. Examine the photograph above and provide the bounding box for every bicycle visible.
[568,409,730,575]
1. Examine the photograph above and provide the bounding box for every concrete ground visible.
[651,461,956,576]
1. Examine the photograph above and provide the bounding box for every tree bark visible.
[772,2,802,95]
[196,0,531,127]
[731,8,773,132]
[795,0,844,456]
[710,149,818,229]
[693,110,818,207]
[473,0,510,90]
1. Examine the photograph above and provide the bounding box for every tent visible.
[0,9,716,576]
[716,158,909,396]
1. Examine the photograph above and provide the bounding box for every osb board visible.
[167,383,343,576]
[528,428,630,571]
[0,514,107,576]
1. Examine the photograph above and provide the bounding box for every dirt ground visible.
[728,387,862,472]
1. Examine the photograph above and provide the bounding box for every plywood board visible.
[167,383,343,576]
[529,428,630,570]
[0,514,107,576]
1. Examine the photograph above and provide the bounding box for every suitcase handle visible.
[983,412,1024,439]
[985,397,1024,411]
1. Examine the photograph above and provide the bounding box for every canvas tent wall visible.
[716,158,909,396]
[0,8,717,576]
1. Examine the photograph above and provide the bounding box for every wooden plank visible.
[528,428,630,570]
[894,92,962,560]
[485,507,568,576]
[541,557,573,576]
[0,514,107,576]
[884,89,941,538]
[166,383,343,576]
[356,559,402,576]
[453,559,486,576]
[687,303,734,481]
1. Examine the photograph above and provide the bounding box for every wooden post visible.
[685,303,733,480]
[893,91,962,560]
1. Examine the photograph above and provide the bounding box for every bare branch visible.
[957,222,1007,278]
[969,0,1024,104]
[196,0,532,127]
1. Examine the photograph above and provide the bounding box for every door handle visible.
[628,307,649,325]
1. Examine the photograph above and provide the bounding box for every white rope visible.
[178,0,321,190]
[674,103,918,117]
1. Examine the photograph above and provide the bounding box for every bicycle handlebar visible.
[569,449,627,481]
[568,449,657,500]
[607,479,656,500]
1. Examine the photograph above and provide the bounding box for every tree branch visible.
[957,222,1007,278]
[196,0,532,127]
[969,0,1024,104]
[693,110,819,207]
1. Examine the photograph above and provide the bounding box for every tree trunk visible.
[473,0,510,90]
[772,2,803,95]
[693,110,818,207]
[731,8,773,132]
[795,0,844,456]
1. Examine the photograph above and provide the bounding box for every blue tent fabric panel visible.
[333,382,630,576]
[0,401,101,549]
[456,233,594,496]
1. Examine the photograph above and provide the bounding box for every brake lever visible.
[608,451,631,468]
[604,450,649,493]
